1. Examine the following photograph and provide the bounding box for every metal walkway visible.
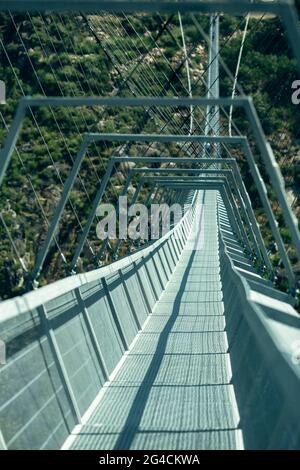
[1,188,300,450]
[64,191,242,450]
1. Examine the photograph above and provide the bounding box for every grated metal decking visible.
[66,191,243,450]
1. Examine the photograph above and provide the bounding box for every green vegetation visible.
[0,12,299,303]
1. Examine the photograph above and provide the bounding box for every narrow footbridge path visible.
[65,191,242,450]
[1,190,300,450]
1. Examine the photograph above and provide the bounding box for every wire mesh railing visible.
[0,3,299,304]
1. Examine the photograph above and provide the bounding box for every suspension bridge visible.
[0,1,300,450]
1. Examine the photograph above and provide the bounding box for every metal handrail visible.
[0,191,197,323]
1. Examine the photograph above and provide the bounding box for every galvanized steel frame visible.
[1,0,299,80]
[114,169,264,267]
[0,95,298,287]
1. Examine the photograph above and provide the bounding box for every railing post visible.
[101,278,128,351]
[158,245,172,279]
[37,304,81,424]
[118,269,142,331]
[170,234,180,260]
[133,261,155,313]
[75,288,109,381]
[157,247,169,280]
[174,226,184,252]
[165,238,177,268]
[150,252,164,291]
[143,255,159,301]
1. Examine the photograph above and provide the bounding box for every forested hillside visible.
[0,11,299,305]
